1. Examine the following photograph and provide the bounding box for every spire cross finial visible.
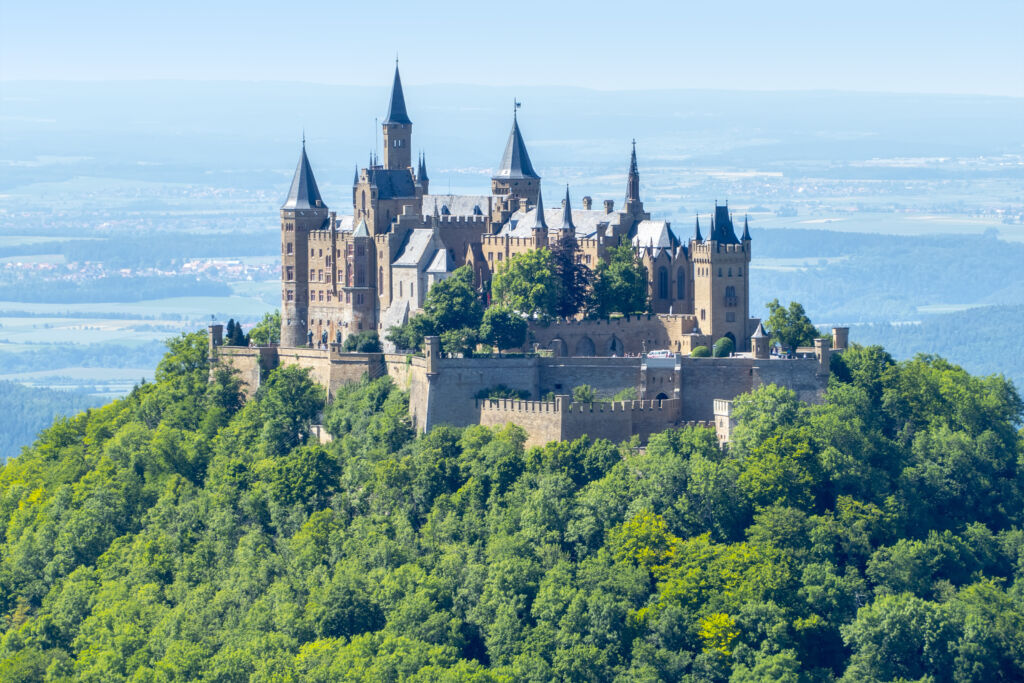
[302,128,305,148]
[632,138,636,150]
[514,99,521,119]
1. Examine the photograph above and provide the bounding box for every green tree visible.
[491,248,558,319]
[248,310,281,345]
[422,265,484,333]
[690,345,711,358]
[479,306,527,353]
[764,299,819,354]
[343,330,382,353]
[439,327,478,357]
[572,384,596,403]
[550,234,592,318]
[587,245,648,317]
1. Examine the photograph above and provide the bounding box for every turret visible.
[624,139,646,218]
[382,62,412,170]
[280,139,328,347]
[694,215,703,242]
[558,185,575,236]
[416,152,430,194]
[491,105,540,210]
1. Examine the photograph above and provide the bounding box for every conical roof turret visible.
[742,215,751,241]
[558,185,575,232]
[282,141,325,210]
[494,109,539,180]
[417,153,429,182]
[383,62,412,125]
[528,188,548,230]
[694,215,703,241]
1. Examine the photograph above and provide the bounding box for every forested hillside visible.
[0,333,1022,681]
[0,383,103,463]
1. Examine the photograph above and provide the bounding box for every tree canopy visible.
[490,248,558,320]
[765,298,820,353]
[587,244,648,317]
[1,334,1022,681]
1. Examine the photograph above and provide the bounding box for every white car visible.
[646,349,674,359]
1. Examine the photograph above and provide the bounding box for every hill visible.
[0,382,103,463]
[0,333,1022,680]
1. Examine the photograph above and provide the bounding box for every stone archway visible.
[655,392,669,401]
[575,336,596,356]
[549,338,568,357]
[606,335,624,357]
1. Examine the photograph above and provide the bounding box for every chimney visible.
[518,197,529,212]
[604,199,615,213]
[582,196,592,210]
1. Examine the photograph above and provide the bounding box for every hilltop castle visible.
[280,63,754,354]
[213,64,846,447]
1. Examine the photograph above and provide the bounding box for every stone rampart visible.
[213,345,278,397]
[527,314,709,357]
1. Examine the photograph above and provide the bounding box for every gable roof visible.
[632,220,675,250]
[281,144,325,210]
[367,168,417,200]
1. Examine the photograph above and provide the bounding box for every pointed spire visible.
[629,138,638,175]
[383,62,412,125]
[281,141,325,210]
[694,214,703,241]
[742,214,751,241]
[752,322,768,339]
[530,188,548,230]
[353,165,359,186]
[353,217,369,237]
[418,152,429,182]
[559,185,575,233]
[494,111,539,179]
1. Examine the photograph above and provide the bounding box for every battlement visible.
[438,215,488,225]
[690,241,749,257]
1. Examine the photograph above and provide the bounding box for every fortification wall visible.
[753,358,827,405]
[214,346,277,397]
[418,356,541,431]
[477,398,563,447]
[537,357,641,397]
[676,357,757,421]
[276,348,385,399]
[527,314,703,357]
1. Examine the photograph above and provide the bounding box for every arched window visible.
[399,281,403,297]
[676,268,685,299]
[378,266,383,286]
[718,267,723,277]
[658,267,669,299]
[725,286,736,297]
[361,192,366,212]
[738,267,743,276]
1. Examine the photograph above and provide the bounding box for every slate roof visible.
[422,194,491,217]
[557,187,575,232]
[383,64,412,125]
[281,144,325,210]
[367,168,417,200]
[500,206,621,240]
[393,229,438,267]
[426,249,453,273]
[494,114,539,179]
[631,220,675,249]
[742,215,751,240]
[711,204,740,244]
[352,218,369,237]
[752,322,768,339]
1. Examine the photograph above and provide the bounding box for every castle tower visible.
[280,140,328,348]
[558,185,575,237]
[751,322,769,359]
[491,107,540,221]
[690,203,751,349]
[382,62,412,170]
[624,140,648,219]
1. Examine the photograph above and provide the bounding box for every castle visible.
[280,63,754,355]
[213,64,846,447]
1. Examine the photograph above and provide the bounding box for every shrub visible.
[712,337,735,357]
[343,330,382,353]
[572,384,597,403]
[691,346,711,358]
[475,385,530,401]
[612,387,638,401]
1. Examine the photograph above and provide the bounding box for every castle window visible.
[399,281,403,297]
[356,245,365,257]
[286,266,294,280]
[311,248,315,256]
[497,253,503,262]
[346,292,351,303]
[326,256,331,267]
[718,268,722,277]
[310,291,315,301]
[361,192,366,211]
[319,249,323,257]
[379,266,383,285]
[348,243,354,255]
[728,268,732,276]
[658,267,669,299]
[318,270,323,282]
[319,291,324,302]
[327,292,332,302]
[286,242,293,255]
[309,269,315,279]
[701,309,706,321]
[676,268,685,298]
[286,290,293,302]
[738,267,743,276]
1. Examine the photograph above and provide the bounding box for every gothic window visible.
[379,266,383,286]
[356,268,365,287]
[658,267,669,299]
[361,192,366,212]
[311,248,315,256]
[325,256,331,267]
[725,286,736,297]
[738,267,743,276]
[286,266,294,280]
[676,268,685,298]
[319,249,323,257]
[718,267,722,277]
[399,281,403,297]
[286,290,293,302]
[701,309,706,321]
[318,270,323,282]
[327,292,332,302]
[286,243,293,255]
[309,269,315,280]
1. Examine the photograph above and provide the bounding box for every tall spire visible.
[742,214,751,241]
[559,185,575,233]
[625,139,640,205]
[529,188,548,230]
[694,215,703,241]
[494,111,539,179]
[418,152,429,182]
[281,141,325,210]
[352,165,359,186]
[383,61,412,125]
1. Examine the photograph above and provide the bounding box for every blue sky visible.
[1,0,1022,96]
